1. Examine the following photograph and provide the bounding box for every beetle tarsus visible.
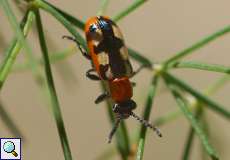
[95,92,110,104]
[86,69,101,81]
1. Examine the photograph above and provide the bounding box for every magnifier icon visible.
[3,141,18,157]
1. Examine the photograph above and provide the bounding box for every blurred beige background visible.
[0,0,230,159]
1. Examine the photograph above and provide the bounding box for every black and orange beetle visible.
[63,16,162,143]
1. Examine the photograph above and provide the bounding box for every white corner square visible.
[0,138,21,160]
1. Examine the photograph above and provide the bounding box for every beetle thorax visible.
[108,77,133,103]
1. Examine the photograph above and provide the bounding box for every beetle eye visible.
[89,24,97,32]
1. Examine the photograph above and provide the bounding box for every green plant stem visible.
[154,74,230,126]
[169,61,230,74]
[128,48,153,68]
[97,0,110,16]
[182,126,195,160]
[164,25,230,65]
[163,72,230,119]
[0,0,27,46]
[13,0,27,13]
[136,76,159,160]
[12,46,76,72]
[0,1,36,78]
[154,108,186,126]
[0,100,24,139]
[204,75,230,94]
[112,0,148,22]
[119,121,131,160]
[200,112,211,160]
[0,8,34,90]
[182,106,203,160]
[43,0,85,30]
[34,0,87,49]
[1,1,45,88]
[35,9,73,160]
[0,32,8,51]
[165,82,218,160]
[101,83,130,160]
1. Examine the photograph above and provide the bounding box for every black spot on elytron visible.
[93,17,130,78]
[94,36,127,78]
[99,64,109,80]
[93,42,106,54]
[93,36,123,54]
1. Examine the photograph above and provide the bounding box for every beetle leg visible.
[95,92,110,104]
[108,117,121,143]
[62,35,91,60]
[130,64,151,78]
[86,69,101,81]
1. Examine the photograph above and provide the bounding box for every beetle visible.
[63,16,162,143]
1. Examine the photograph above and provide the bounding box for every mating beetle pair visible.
[63,16,162,143]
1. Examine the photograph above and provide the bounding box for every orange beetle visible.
[63,16,161,143]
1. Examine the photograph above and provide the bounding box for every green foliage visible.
[136,76,159,160]
[35,9,73,160]
[0,0,229,160]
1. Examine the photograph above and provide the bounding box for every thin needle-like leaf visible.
[204,75,230,95]
[0,100,24,139]
[12,46,76,72]
[43,0,85,30]
[112,0,148,22]
[97,0,110,16]
[35,9,73,160]
[34,0,87,49]
[182,126,195,160]
[136,76,159,160]
[169,61,230,74]
[0,8,34,90]
[154,74,230,126]
[0,0,27,46]
[0,32,8,51]
[0,2,45,89]
[0,1,36,77]
[154,108,185,126]
[101,83,130,160]
[165,81,219,160]
[128,48,153,68]
[164,25,230,65]
[163,72,230,119]
[182,106,203,160]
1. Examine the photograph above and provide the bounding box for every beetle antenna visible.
[130,112,162,137]
[108,118,121,143]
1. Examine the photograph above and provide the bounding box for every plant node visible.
[153,63,164,76]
